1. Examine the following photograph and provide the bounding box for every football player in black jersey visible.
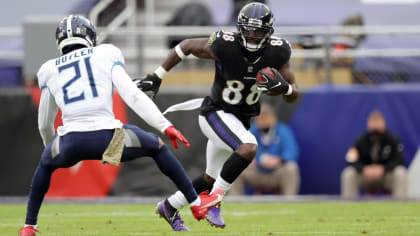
[137,2,299,230]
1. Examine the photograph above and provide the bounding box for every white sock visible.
[211,175,231,194]
[190,197,201,207]
[167,191,189,209]
[24,224,37,229]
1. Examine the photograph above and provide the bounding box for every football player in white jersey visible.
[18,15,222,236]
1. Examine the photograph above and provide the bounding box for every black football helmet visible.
[237,2,274,52]
[55,14,97,55]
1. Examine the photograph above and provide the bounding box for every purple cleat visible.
[156,200,190,231]
[206,202,226,228]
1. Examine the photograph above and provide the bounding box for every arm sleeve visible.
[348,138,364,173]
[209,30,233,60]
[111,65,172,133]
[249,123,258,135]
[38,88,58,146]
[277,125,299,162]
[280,38,292,63]
[383,135,405,172]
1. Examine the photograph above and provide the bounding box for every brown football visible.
[256,67,275,82]
[256,67,284,96]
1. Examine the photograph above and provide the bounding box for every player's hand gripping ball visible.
[256,67,290,95]
[256,67,276,84]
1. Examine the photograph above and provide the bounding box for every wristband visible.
[175,44,186,60]
[285,84,293,96]
[154,66,167,79]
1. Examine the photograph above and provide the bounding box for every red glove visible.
[164,126,190,149]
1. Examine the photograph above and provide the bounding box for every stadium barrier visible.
[1,84,419,196]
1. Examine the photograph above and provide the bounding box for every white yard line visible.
[0,233,100,236]
[39,210,297,217]
[39,212,157,217]
[0,223,21,227]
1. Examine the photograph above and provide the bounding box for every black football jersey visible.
[200,30,292,128]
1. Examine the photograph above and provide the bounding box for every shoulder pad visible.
[213,30,238,44]
[97,44,122,55]
[269,36,292,51]
[97,44,125,65]
[209,30,240,60]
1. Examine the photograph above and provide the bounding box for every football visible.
[256,67,283,96]
[256,67,276,83]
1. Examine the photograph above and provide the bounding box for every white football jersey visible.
[37,44,125,136]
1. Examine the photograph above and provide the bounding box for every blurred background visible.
[2,0,420,198]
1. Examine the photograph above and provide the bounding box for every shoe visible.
[18,226,40,236]
[190,188,224,221]
[206,202,226,228]
[155,200,189,231]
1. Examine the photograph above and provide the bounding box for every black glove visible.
[256,68,291,94]
[134,73,162,98]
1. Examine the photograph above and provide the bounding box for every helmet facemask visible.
[237,23,273,52]
[236,3,274,52]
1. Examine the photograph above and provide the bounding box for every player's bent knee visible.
[158,137,165,149]
[341,166,357,180]
[393,166,407,178]
[284,162,298,173]
[236,143,258,160]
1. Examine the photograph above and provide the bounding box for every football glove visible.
[134,73,162,98]
[256,68,291,95]
[164,126,190,149]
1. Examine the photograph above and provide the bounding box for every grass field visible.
[2,201,420,235]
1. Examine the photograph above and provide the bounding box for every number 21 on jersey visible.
[58,57,98,105]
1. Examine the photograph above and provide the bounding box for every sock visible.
[164,199,177,213]
[211,176,232,194]
[154,145,198,203]
[167,191,189,210]
[192,175,212,193]
[190,197,201,206]
[24,224,37,229]
[220,152,251,183]
[211,152,251,194]
[25,164,55,225]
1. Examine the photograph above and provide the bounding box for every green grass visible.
[2,202,420,235]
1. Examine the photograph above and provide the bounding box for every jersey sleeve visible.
[384,134,405,172]
[111,65,172,133]
[268,36,292,66]
[38,87,59,146]
[37,60,54,89]
[277,124,299,162]
[280,38,292,62]
[100,44,126,72]
[208,30,236,60]
[347,135,364,173]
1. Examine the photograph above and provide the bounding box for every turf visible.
[2,202,420,235]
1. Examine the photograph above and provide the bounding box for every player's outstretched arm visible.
[136,37,218,97]
[163,37,218,70]
[38,89,59,146]
[112,65,190,148]
[278,61,299,103]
